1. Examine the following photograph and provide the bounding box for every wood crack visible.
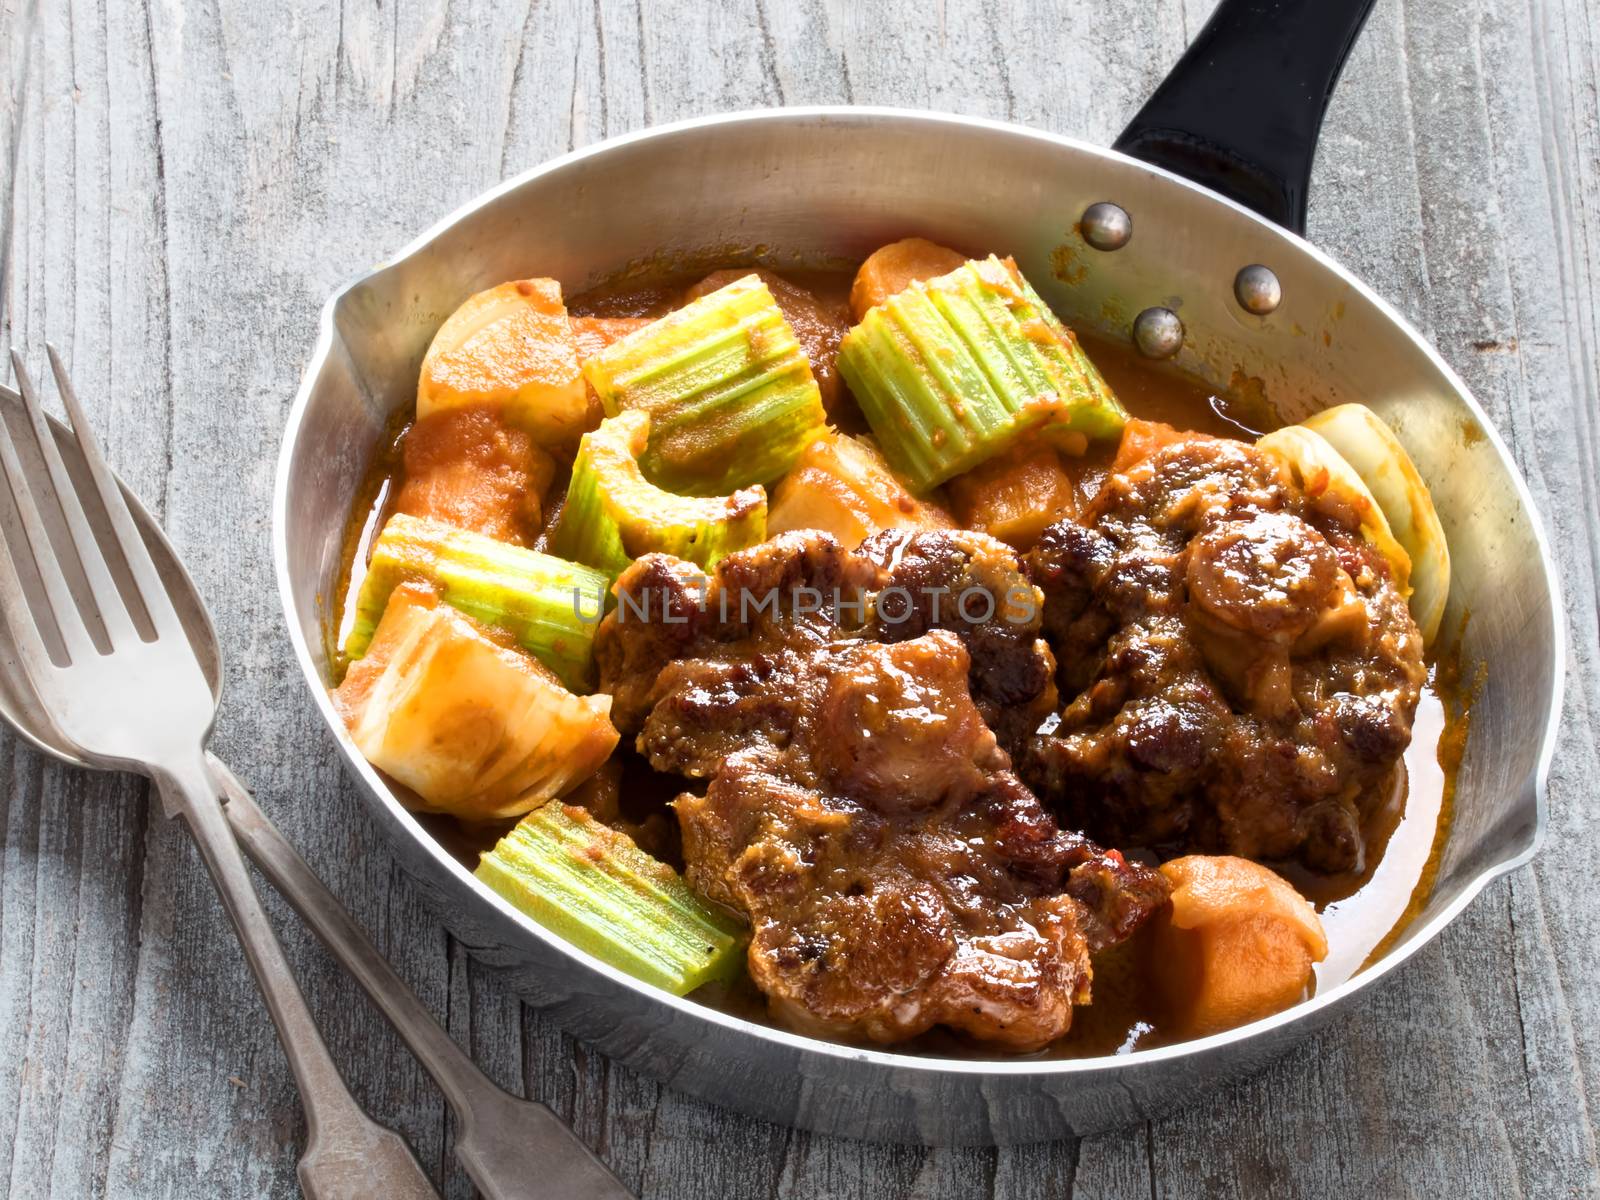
[591,0,609,138]
[753,0,786,106]
[138,0,174,526]
[500,0,538,178]
[631,0,651,126]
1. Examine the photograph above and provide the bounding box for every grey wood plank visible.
[1,0,1598,1197]
[438,949,525,1200]
[0,0,32,305]
[2,4,171,1199]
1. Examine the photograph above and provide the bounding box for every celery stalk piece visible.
[551,409,767,578]
[837,255,1127,490]
[580,274,828,496]
[343,513,608,690]
[477,803,746,995]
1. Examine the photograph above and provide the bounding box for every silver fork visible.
[0,347,439,1200]
[0,355,637,1199]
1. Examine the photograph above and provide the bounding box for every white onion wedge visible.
[334,586,618,822]
[1301,404,1450,645]
[1256,425,1413,598]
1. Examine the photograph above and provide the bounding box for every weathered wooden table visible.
[2,1,1596,1196]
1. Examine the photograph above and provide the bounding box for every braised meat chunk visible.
[1024,431,1426,873]
[678,635,1162,1049]
[686,759,1099,1047]
[813,633,1001,811]
[856,527,1058,755]
[595,531,876,774]
[596,533,1167,1048]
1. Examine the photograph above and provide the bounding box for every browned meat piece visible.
[592,553,724,732]
[812,634,1002,812]
[1185,510,1343,642]
[595,531,874,742]
[644,646,828,779]
[1024,432,1427,873]
[596,533,1168,1048]
[677,634,1161,1049]
[691,761,1096,1047]
[857,527,1058,755]
[684,269,853,423]
[393,406,554,545]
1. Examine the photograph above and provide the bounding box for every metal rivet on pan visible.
[1233,264,1282,314]
[1080,202,1132,251]
[1132,306,1183,358]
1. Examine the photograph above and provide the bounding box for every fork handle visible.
[207,756,637,1200]
[151,753,440,1200]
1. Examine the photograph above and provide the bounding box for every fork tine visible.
[0,359,97,663]
[0,442,61,689]
[41,345,184,642]
[0,527,60,688]
[11,353,141,648]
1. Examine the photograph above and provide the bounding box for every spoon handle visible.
[151,753,439,1200]
[208,755,636,1200]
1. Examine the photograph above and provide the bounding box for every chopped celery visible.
[580,274,828,496]
[837,255,1127,490]
[477,802,746,995]
[343,513,608,691]
[551,409,767,578]
[335,587,618,822]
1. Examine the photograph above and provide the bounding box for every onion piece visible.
[1302,403,1450,645]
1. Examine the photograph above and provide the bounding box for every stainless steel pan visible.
[275,0,1562,1145]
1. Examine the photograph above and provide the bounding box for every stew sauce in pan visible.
[334,261,1462,1059]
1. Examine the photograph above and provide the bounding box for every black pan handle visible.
[1113,0,1378,234]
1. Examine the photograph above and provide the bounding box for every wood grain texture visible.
[1,0,1597,1196]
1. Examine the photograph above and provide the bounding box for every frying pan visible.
[275,0,1563,1144]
